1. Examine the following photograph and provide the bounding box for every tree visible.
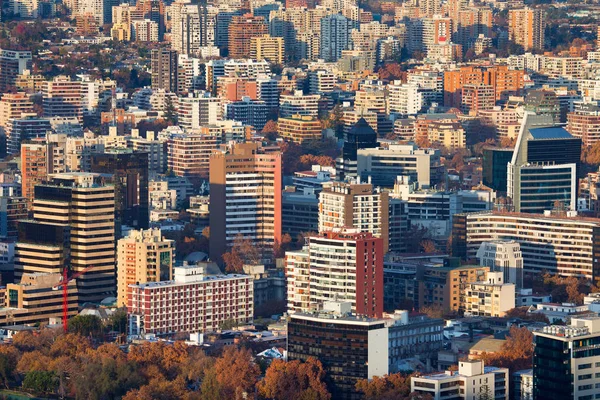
[107,308,128,334]
[213,346,260,398]
[261,120,279,141]
[355,373,415,400]
[22,370,58,395]
[164,96,177,126]
[479,326,533,372]
[420,239,438,254]
[257,358,331,400]
[0,347,19,388]
[222,234,261,273]
[68,314,103,337]
[273,233,293,258]
[419,305,444,319]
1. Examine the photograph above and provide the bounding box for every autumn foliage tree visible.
[257,358,331,400]
[222,234,261,273]
[478,326,533,373]
[205,346,260,399]
[356,372,429,400]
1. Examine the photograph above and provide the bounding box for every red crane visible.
[53,265,94,333]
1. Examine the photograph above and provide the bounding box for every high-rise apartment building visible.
[178,91,221,130]
[6,114,52,155]
[151,49,178,93]
[225,97,267,131]
[166,132,219,178]
[116,228,174,307]
[319,182,389,252]
[320,14,354,62]
[461,83,495,114]
[42,76,83,122]
[286,229,384,317]
[477,240,524,289]
[509,8,545,51]
[0,92,33,133]
[90,151,149,235]
[228,14,268,59]
[0,49,32,91]
[279,90,320,117]
[209,142,282,261]
[16,173,115,304]
[508,113,582,213]
[249,34,284,65]
[21,142,53,206]
[128,263,253,335]
[533,317,600,399]
[452,211,600,281]
[170,1,215,55]
[567,104,600,146]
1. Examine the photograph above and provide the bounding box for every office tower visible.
[319,182,389,252]
[509,8,545,51]
[482,147,514,192]
[16,173,115,304]
[412,360,509,399]
[336,118,379,181]
[567,104,600,146]
[279,91,320,117]
[90,151,149,235]
[451,211,600,280]
[228,14,268,59]
[166,131,219,178]
[461,83,495,114]
[533,317,600,399]
[128,263,253,335]
[116,228,174,307]
[250,35,284,65]
[443,66,525,108]
[225,97,267,131]
[209,142,282,261]
[2,272,78,326]
[0,49,31,92]
[356,144,443,188]
[42,76,83,122]
[508,113,582,213]
[5,114,51,155]
[320,14,353,62]
[151,49,178,93]
[278,115,322,143]
[477,240,524,289]
[286,229,384,317]
[524,89,560,123]
[178,91,221,130]
[287,302,389,400]
[0,197,27,239]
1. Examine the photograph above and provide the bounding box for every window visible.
[579,364,592,370]
[580,374,592,380]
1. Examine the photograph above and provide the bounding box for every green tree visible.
[164,96,178,126]
[22,370,58,395]
[68,314,103,337]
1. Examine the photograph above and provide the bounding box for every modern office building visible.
[411,360,509,400]
[319,182,389,252]
[0,196,27,239]
[16,173,115,304]
[509,7,545,51]
[225,97,268,131]
[477,240,524,289]
[90,151,149,235]
[336,118,379,181]
[533,317,600,400]
[209,142,282,261]
[281,187,319,239]
[507,113,582,213]
[356,144,443,188]
[128,263,253,335]
[287,302,389,400]
[452,211,600,280]
[116,228,174,307]
[285,229,384,317]
[482,147,514,193]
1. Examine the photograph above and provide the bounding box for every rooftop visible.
[528,127,574,140]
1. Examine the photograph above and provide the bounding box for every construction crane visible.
[53,265,94,333]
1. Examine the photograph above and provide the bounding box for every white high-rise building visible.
[387,82,422,115]
[170,1,215,55]
[477,240,524,289]
[178,91,221,130]
[320,14,354,62]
